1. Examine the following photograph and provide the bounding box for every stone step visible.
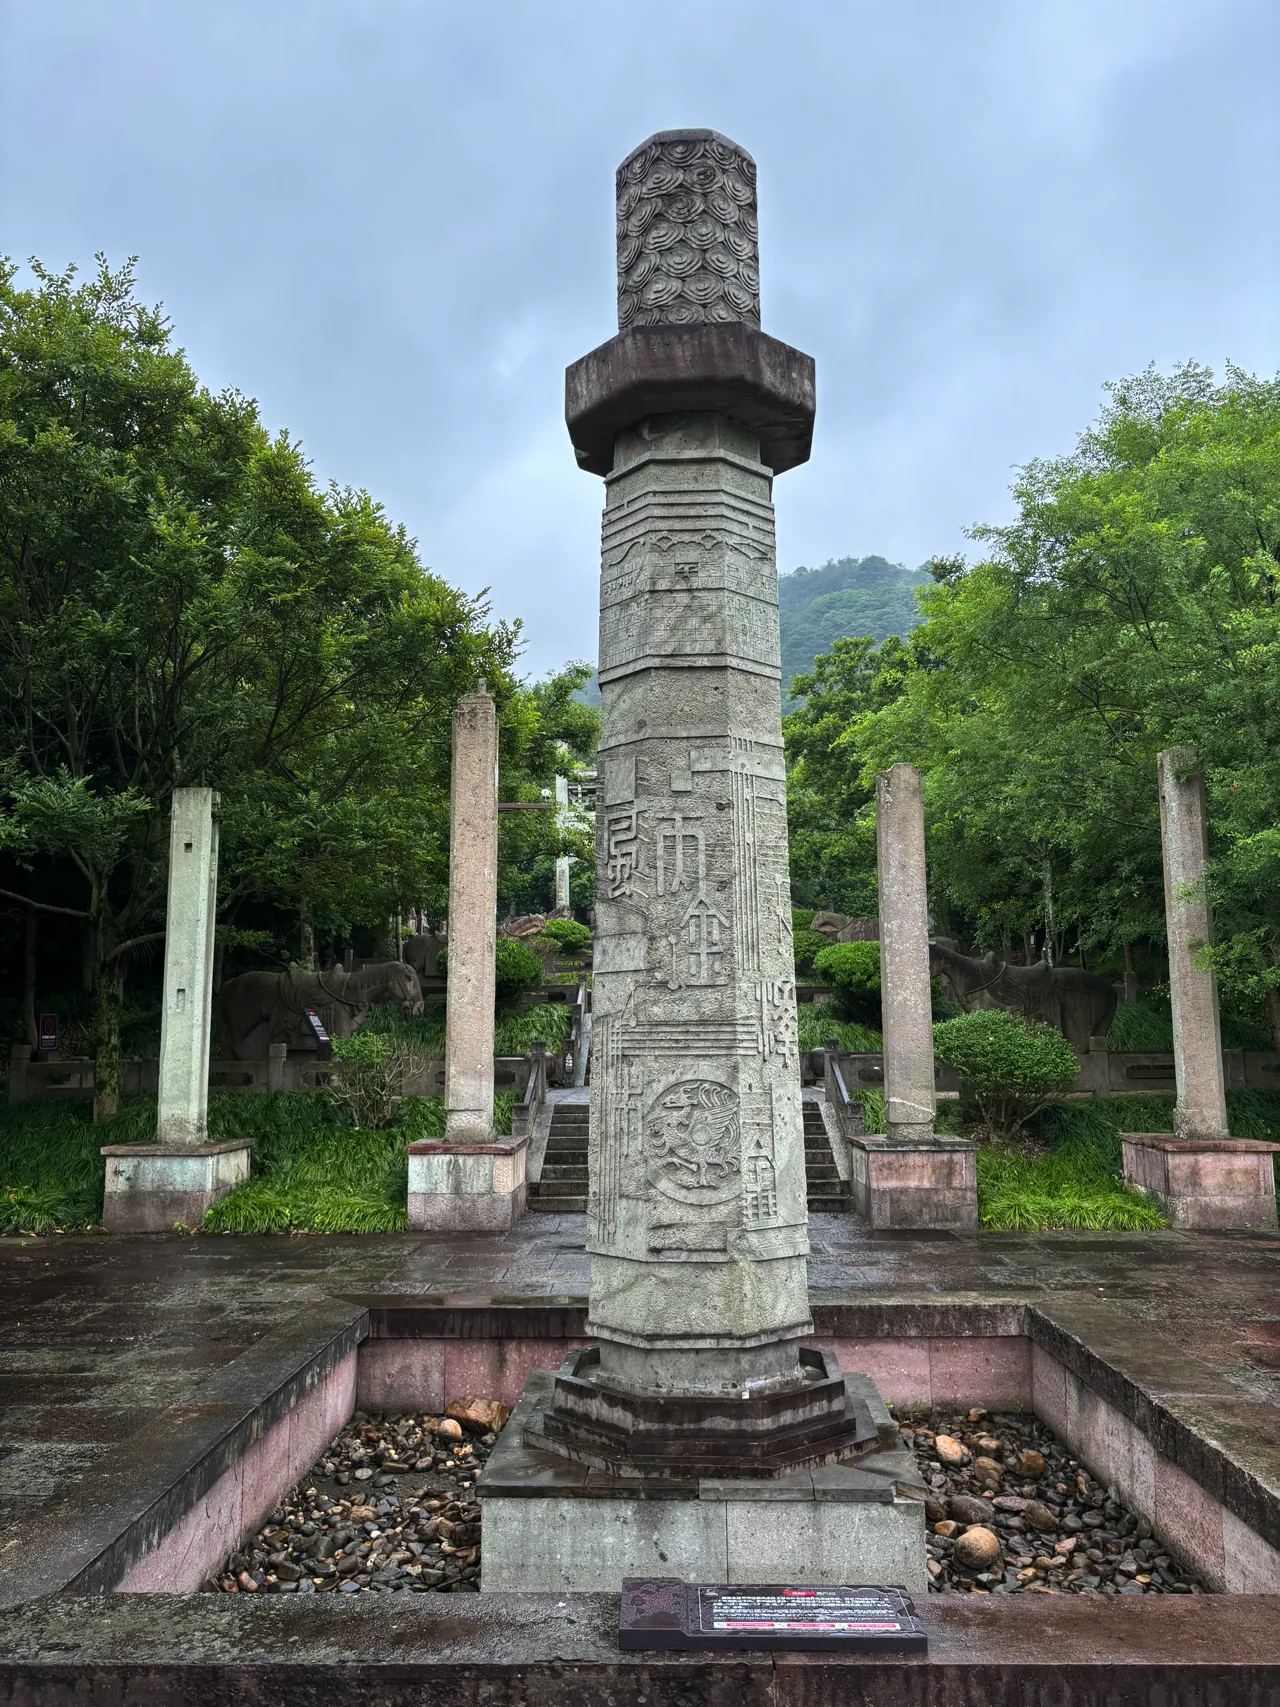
[807,1194,848,1213]
[539,1167,589,1185]
[528,1194,587,1213]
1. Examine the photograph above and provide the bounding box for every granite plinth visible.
[848,1137,978,1230]
[1121,1131,1280,1229]
[99,1141,251,1232]
[566,323,815,475]
[529,1345,898,1478]
[477,1370,927,1594]
[406,1136,527,1232]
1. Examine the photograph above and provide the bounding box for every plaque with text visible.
[619,1578,927,1653]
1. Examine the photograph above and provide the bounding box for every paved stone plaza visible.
[3,1210,1278,1537]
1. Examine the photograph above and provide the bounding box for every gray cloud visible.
[2,0,1275,674]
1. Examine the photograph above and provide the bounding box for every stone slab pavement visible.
[2,1214,1278,1540]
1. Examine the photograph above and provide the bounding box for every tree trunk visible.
[299,899,315,970]
[81,920,95,994]
[1268,984,1280,1053]
[21,906,37,1048]
[93,958,124,1125]
[1123,942,1138,1006]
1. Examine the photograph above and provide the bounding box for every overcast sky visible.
[3,1,1276,676]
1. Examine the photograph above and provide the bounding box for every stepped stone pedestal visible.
[478,128,924,1593]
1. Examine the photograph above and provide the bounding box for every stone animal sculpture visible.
[216,961,423,1061]
[402,931,447,985]
[811,912,880,943]
[928,941,1116,1051]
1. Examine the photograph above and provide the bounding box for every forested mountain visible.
[778,556,928,696]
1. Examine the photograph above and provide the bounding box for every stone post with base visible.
[554,774,572,912]
[408,686,527,1230]
[1122,749,1279,1226]
[844,763,976,1229]
[102,788,251,1231]
[477,129,926,1594]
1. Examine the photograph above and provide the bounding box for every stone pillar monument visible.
[1157,748,1228,1142]
[444,687,499,1141]
[101,788,251,1230]
[156,788,220,1145]
[877,764,936,1144]
[1121,748,1279,1225]
[842,765,976,1229]
[409,687,527,1230]
[554,774,571,911]
[479,130,924,1593]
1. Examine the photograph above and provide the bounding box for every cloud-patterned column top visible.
[616,129,761,332]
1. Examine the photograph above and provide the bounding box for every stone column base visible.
[406,1136,527,1232]
[848,1135,978,1229]
[100,1141,252,1232]
[1121,1132,1280,1229]
[477,1371,926,1594]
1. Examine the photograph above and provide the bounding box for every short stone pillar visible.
[443,688,498,1143]
[1122,750,1278,1228]
[102,789,251,1232]
[851,763,977,1229]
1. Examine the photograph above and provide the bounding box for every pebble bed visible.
[207,1403,504,1596]
[900,1406,1208,1595]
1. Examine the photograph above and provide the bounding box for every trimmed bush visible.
[933,1009,1079,1135]
[813,940,881,1025]
[543,918,591,953]
[792,928,828,979]
[438,937,544,1008]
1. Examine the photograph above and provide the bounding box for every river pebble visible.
[897,1405,1209,1596]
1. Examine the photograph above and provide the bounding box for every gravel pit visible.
[205,1398,507,1596]
[897,1405,1209,1596]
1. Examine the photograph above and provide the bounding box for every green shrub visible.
[439,938,544,1008]
[543,918,591,953]
[791,908,815,933]
[933,1009,1078,1135]
[792,928,828,979]
[328,1031,430,1131]
[813,940,882,1024]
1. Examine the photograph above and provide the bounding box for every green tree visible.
[0,257,513,1115]
[782,633,917,913]
[857,364,1280,1026]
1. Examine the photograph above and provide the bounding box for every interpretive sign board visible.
[619,1578,926,1653]
[304,1008,332,1061]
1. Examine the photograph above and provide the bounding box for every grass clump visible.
[203,1090,516,1234]
[0,1097,157,1232]
[797,1008,883,1053]
[362,1000,573,1058]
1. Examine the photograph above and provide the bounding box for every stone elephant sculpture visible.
[928,942,1116,1051]
[215,960,423,1061]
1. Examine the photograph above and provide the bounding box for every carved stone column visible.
[478,131,925,1593]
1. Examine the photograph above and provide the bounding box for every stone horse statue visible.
[216,961,423,1061]
[928,941,1116,1052]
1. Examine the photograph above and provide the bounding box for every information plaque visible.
[619,1578,927,1653]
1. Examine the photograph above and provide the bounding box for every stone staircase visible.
[528,1101,589,1213]
[805,1100,847,1213]
[529,1099,845,1216]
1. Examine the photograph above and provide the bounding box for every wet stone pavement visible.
[899,1406,1206,1596]
[1,1212,1278,1541]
